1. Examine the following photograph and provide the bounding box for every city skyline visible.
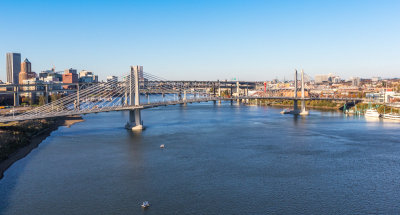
[1,0,399,81]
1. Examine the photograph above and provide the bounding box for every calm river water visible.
[1,102,400,214]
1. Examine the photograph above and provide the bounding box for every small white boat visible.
[141,201,150,208]
[365,109,380,118]
[160,144,165,148]
[300,110,309,115]
[382,113,400,121]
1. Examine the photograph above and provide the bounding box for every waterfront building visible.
[6,53,21,84]
[79,70,98,83]
[62,68,78,89]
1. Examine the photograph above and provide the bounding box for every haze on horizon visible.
[0,0,399,81]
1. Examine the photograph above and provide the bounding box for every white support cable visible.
[14,76,127,119]
[77,82,127,112]
[85,85,127,111]
[27,77,123,115]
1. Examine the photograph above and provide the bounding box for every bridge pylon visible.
[126,66,143,131]
[292,69,300,115]
[300,69,309,115]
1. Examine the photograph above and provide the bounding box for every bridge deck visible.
[0,96,362,123]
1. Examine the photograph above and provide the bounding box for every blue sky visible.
[0,0,399,81]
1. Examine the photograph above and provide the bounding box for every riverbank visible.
[267,103,340,110]
[246,99,342,110]
[0,115,84,179]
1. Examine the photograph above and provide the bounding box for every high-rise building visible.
[19,58,34,84]
[6,53,21,84]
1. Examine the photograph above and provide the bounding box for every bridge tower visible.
[126,65,143,131]
[236,81,240,103]
[300,69,309,115]
[293,69,300,114]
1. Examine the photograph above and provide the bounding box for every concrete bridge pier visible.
[218,80,221,97]
[182,90,187,106]
[146,93,150,104]
[178,90,182,101]
[126,65,143,131]
[236,81,240,102]
[245,86,249,103]
[126,109,143,131]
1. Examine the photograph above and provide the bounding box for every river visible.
[1,102,400,214]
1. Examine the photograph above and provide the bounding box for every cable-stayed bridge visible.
[0,67,362,129]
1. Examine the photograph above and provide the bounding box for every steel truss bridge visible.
[0,67,362,128]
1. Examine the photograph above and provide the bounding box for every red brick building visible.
[63,68,78,89]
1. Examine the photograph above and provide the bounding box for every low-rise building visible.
[63,68,78,89]
[79,70,98,83]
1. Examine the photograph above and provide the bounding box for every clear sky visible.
[0,0,399,81]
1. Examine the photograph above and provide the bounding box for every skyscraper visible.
[6,53,21,84]
[19,58,32,84]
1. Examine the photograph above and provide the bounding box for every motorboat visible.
[365,109,380,118]
[160,144,165,148]
[382,113,400,121]
[300,110,309,115]
[141,201,150,208]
